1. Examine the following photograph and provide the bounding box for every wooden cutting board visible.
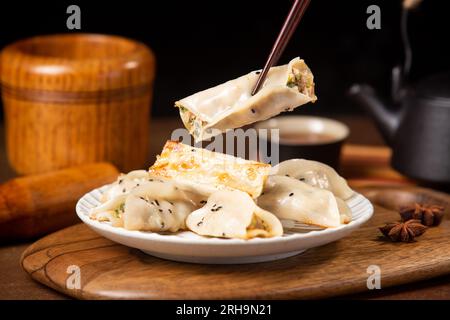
[21,186,450,299]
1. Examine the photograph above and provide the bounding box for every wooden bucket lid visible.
[0,33,155,93]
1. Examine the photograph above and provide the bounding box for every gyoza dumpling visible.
[123,194,195,232]
[176,57,316,141]
[271,159,354,200]
[101,170,151,202]
[90,179,198,231]
[257,175,342,228]
[186,190,282,239]
[149,140,271,199]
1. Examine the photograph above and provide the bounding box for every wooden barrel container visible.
[0,34,155,175]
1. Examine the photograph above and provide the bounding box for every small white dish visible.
[76,186,373,264]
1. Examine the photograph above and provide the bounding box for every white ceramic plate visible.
[76,186,373,264]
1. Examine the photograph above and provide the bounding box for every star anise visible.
[399,203,445,226]
[379,219,427,242]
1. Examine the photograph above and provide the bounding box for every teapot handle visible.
[391,65,406,104]
[393,1,422,104]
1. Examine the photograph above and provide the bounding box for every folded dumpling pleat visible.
[176,57,316,141]
[186,190,282,239]
[101,170,151,202]
[90,179,198,232]
[271,159,354,200]
[257,175,342,228]
[123,194,195,232]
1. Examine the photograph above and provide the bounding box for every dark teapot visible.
[349,71,450,185]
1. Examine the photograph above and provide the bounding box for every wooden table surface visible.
[2,115,450,300]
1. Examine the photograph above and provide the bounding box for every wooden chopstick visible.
[252,0,311,95]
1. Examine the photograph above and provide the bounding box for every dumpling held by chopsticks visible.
[175,57,316,141]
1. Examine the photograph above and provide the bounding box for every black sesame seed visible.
[148,179,154,182]
[168,209,172,214]
[197,221,203,227]
[285,174,290,177]
[222,232,226,237]
[118,179,123,184]
[289,192,294,197]
[255,71,261,74]
[200,200,207,204]
[122,188,126,193]
[299,178,305,181]
[159,209,163,213]
[251,108,256,114]
[155,199,160,206]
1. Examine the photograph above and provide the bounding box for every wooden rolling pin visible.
[0,163,119,242]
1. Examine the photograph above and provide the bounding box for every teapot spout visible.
[348,84,399,145]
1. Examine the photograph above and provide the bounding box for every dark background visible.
[0,0,449,118]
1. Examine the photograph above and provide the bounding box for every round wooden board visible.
[21,186,450,299]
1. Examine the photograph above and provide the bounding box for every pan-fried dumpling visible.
[101,170,151,202]
[90,179,198,231]
[257,175,342,228]
[176,57,316,141]
[149,140,271,198]
[123,194,195,232]
[186,190,283,239]
[271,159,354,200]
